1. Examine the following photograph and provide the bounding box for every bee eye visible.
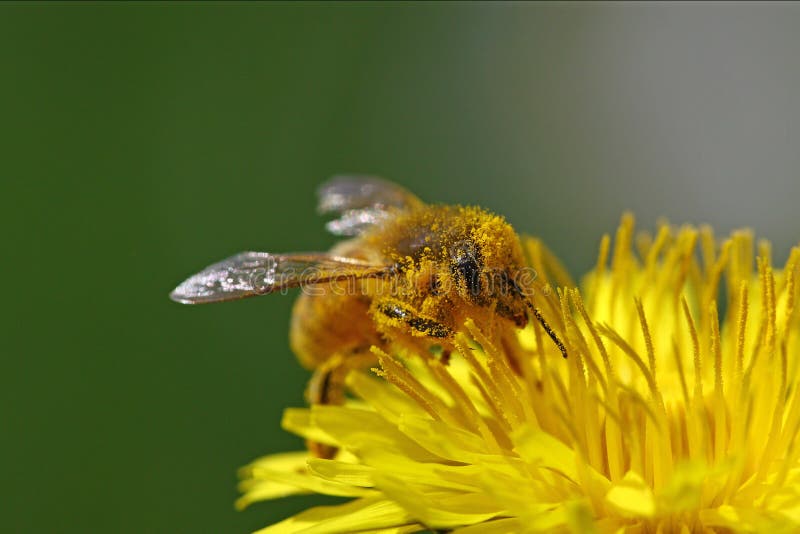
[450,243,482,298]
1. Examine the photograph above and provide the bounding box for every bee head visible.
[448,241,530,328]
[445,209,534,328]
[449,240,483,301]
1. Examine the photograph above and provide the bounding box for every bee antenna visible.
[525,300,568,359]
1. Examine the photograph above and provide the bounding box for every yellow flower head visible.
[239,215,800,533]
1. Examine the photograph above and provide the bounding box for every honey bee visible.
[171,177,566,453]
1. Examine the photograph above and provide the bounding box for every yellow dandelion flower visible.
[239,215,800,533]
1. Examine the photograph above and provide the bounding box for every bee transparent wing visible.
[317,175,421,213]
[170,251,392,305]
[317,175,423,236]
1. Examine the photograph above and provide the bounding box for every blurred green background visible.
[3,3,799,532]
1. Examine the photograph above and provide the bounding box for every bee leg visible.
[305,351,378,459]
[306,437,338,460]
[306,354,346,406]
[375,299,453,339]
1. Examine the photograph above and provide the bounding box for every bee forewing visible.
[170,252,391,304]
[317,176,422,236]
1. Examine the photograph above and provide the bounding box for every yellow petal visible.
[346,371,427,424]
[235,480,311,510]
[307,458,376,488]
[658,460,708,512]
[368,453,484,492]
[282,408,338,447]
[374,473,504,528]
[255,496,415,534]
[565,500,599,534]
[699,504,800,533]
[697,505,752,531]
[242,451,312,474]
[352,527,425,534]
[605,471,655,518]
[246,464,377,499]
[519,504,570,533]
[452,518,524,533]
[397,414,493,462]
[311,405,442,462]
[237,451,316,509]
[513,426,578,483]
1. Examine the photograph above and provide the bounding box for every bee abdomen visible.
[290,292,379,369]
